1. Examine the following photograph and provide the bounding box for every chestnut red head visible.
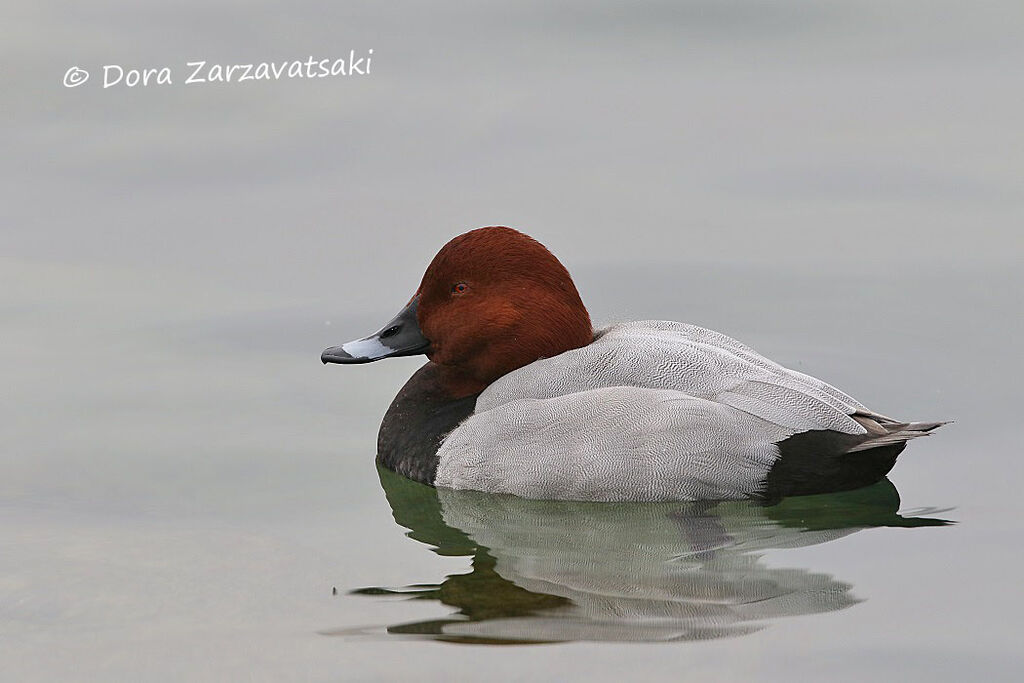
[322,226,593,395]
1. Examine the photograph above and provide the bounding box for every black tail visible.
[761,418,948,501]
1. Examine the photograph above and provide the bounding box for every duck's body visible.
[324,226,945,502]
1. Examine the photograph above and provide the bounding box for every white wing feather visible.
[476,321,869,435]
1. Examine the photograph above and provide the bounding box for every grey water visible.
[3,1,1023,680]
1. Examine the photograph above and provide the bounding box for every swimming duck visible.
[322,226,945,502]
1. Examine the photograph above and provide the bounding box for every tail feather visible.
[846,418,950,453]
[905,421,949,433]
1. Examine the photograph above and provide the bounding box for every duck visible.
[322,226,946,502]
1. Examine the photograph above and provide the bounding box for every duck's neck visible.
[431,312,595,398]
[435,364,490,399]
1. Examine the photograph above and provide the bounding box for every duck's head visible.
[322,226,593,395]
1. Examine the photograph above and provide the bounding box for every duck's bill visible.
[321,296,430,364]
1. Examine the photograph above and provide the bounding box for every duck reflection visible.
[345,467,949,644]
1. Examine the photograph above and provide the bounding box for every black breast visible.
[376,362,480,485]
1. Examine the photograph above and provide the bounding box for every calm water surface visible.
[345,469,949,644]
[4,1,1023,680]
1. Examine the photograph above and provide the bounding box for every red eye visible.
[451,282,468,295]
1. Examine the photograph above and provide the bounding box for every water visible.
[4,1,1023,680]
[347,469,950,644]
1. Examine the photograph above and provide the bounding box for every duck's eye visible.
[451,282,469,295]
